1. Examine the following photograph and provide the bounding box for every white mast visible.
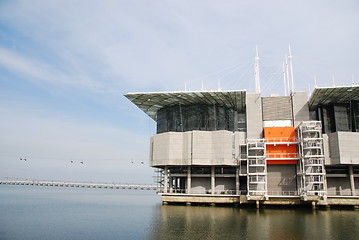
[352,74,355,86]
[283,62,287,96]
[288,45,294,93]
[254,45,261,94]
[285,55,290,95]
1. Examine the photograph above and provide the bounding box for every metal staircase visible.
[246,139,267,199]
[297,121,326,198]
[154,168,164,192]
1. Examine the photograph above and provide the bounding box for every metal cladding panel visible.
[124,90,246,121]
[267,165,297,193]
[309,86,359,110]
[262,96,292,121]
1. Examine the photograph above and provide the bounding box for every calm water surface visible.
[0,185,358,240]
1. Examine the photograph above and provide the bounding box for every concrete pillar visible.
[349,166,356,196]
[169,176,173,193]
[211,166,215,194]
[236,167,240,195]
[164,166,168,193]
[187,166,191,194]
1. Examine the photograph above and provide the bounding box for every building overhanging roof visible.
[124,90,246,121]
[308,85,359,110]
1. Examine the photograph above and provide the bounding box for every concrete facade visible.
[292,91,310,127]
[327,132,359,165]
[246,93,263,139]
[150,131,245,167]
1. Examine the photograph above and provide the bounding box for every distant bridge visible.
[0,178,158,191]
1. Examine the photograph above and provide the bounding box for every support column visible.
[236,167,240,195]
[349,166,356,196]
[164,166,168,193]
[211,166,215,194]
[187,166,191,194]
[169,176,173,193]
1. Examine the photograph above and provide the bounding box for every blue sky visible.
[0,0,358,183]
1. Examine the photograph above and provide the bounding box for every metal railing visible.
[326,190,359,196]
[248,176,266,183]
[266,153,299,159]
[267,191,298,196]
[248,158,266,165]
[266,137,297,143]
[159,188,242,195]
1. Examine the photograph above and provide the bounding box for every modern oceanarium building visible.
[125,86,359,207]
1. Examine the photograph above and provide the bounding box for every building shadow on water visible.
[147,205,359,240]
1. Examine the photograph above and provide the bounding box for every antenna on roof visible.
[254,45,261,94]
[352,74,355,86]
[332,74,335,87]
[283,54,290,96]
[288,45,294,94]
[283,62,287,96]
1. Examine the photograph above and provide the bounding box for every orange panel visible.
[266,145,296,154]
[264,127,298,164]
[264,127,296,142]
[267,160,297,165]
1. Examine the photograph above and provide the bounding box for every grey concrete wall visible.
[327,132,359,165]
[323,134,332,165]
[327,177,351,195]
[191,177,210,193]
[215,178,236,192]
[267,164,297,193]
[150,132,191,166]
[292,91,310,127]
[151,130,245,167]
[327,132,340,164]
[246,93,263,139]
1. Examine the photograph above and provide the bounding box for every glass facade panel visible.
[316,101,359,133]
[353,101,359,132]
[156,104,245,134]
[334,104,350,131]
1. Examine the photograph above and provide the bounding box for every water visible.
[1,185,359,240]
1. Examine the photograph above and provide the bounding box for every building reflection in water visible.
[148,205,359,240]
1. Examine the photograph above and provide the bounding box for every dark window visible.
[169,167,188,174]
[352,101,359,132]
[156,104,246,134]
[334,104,350,131]
[191,167,211,174]
[316,102,359,133]
[325,166,348,174]
[215,167,236,174]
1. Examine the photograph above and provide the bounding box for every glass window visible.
[156,104,246,134]
[334,104,350,131]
